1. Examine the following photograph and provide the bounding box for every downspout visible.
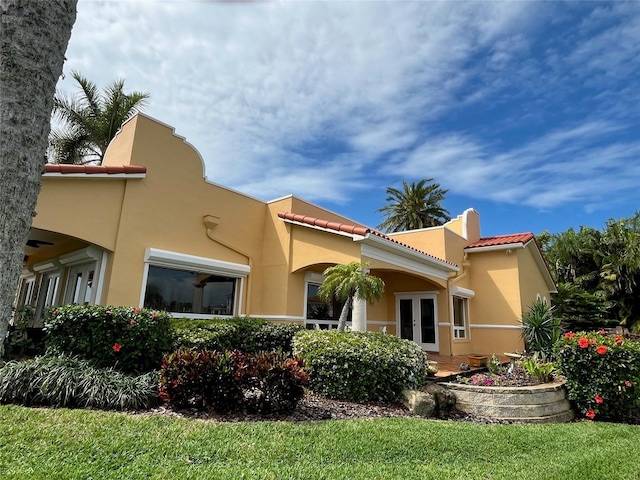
[447,253,471,355]
[204,215,253,316]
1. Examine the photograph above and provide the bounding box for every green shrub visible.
[520,299,560,358]
[0,355,159,410]
[159,349,308,414]
[45,305,174,373]
[293,330,427,402]
[555,330,640,421]
[171,317,304,354]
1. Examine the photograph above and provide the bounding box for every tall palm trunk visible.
[337,296,352,332]
[0,0,77,355]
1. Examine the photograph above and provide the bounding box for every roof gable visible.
[278,211,457,268]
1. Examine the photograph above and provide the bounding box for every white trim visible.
[144,248,250,277]
[284,218,364,240]
[361,234,459,275]
[438,322,451,327]
[43,173,146,179]
[32,260,60,274]
[451,286,475,298]
[394,290,440,296]
[59,246,103,266]
[471,324,522,330]
[304,271,325,284]
[138,263,151,308]
[94,251,108,305]
[367,320,396,326]
[254,315,306,322]
[464,243,524,253]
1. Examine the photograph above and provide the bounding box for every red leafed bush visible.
[159,349,307,414]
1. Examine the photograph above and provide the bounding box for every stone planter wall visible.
[441,379,575,423]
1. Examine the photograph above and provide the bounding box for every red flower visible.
[134,307,141,314]
[586,410,596,420]
[594,395,604,404]
[589,338,596,345]
[625,380,632,387]
[130,319,137,326]
[578,338,589,348]
[596,345,608,355]
[565,332,575,339]
[598,329,607,335]
[615,335,624,345]
[152,311,159,318]
[112,343,122,353]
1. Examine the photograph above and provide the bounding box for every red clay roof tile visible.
[466,233,535,249]
[44,164,147,175]
[277,211,457,267]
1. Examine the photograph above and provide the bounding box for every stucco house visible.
[17,114,555,356]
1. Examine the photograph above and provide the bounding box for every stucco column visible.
[352,297,367,331]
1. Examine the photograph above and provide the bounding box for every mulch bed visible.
[147,392,531,425]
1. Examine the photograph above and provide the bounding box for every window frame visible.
[141,248,249,319]
[303,271,351,330]
[451,286,474,341]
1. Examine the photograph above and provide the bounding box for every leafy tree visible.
[599,213,640,327]
[50,71,149,164]
[317,262,384,332]
[377,179,450,232]
[539,212,640,331]
[0,0,77,357]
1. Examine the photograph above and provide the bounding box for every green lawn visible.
[0,405,638,479]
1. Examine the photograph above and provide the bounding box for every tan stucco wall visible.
[465,250,525,355]
[518,243,553,312]
[33,178,127,251]
[100,117,268,310]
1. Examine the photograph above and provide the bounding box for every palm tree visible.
[0,0,77,356]
[50,71,149,164]
[376,179,451,233]
[317,262,385,332]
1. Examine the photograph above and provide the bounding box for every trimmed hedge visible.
[45,305,174,373]
[171,317,304,354]
[0,355,159,411]
[293,330,428,402]
[159,349,308,414]
[555,330,640,421]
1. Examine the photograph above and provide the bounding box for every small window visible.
[453,296,469,340]
[144,265,237,316]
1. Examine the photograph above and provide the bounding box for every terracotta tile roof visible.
[277,211,457,268]
[44,164,147,175]
[466,232,535,249]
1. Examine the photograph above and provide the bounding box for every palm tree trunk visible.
[337,296,352,332]
[0,0,77,356]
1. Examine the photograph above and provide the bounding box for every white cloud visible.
[59,0,640,214]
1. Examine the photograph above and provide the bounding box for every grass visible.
[1,406,639,479]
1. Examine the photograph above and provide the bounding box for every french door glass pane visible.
[420,298,435,344]
[399,298,413,341]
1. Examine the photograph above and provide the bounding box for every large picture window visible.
[144,266,237,315]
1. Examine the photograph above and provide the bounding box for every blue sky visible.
[59,0,639,237]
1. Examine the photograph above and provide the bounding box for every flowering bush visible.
[555,331,640,421]
[455,364,537,387]
[159,349,308,413]
[293,330,427,402]
[45,305,174,373]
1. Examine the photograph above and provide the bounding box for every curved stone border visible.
[440,379,575,423]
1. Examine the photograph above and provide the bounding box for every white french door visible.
[396,293,439,351]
